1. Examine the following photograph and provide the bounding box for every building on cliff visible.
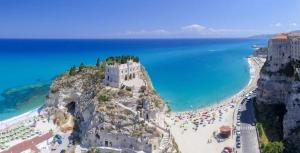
[268,33,300,72]
[104,60,144,88]
[256,32,300,151]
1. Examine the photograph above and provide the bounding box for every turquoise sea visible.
[0,39,267,121]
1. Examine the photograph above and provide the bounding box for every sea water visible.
[0,39,267,120]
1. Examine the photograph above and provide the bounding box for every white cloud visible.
[289,23,297,26]
[207,28,242,33]
[275,23,282,27]
[117,24,262,38]
[271,22,282,27]
[124,29,169,36]
[180,24,259,36]
[181,24,206,32]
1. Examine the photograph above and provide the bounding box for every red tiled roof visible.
[1,132,52,153]
[272,33,288,40]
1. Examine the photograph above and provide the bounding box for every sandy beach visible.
[0,107,42,130]
[166,56,265,153]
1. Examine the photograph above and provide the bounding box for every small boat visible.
[251,45,260,49]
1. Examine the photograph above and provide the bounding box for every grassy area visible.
[253,99,286,153]
[254,99,286,141]
[257,123,269,146]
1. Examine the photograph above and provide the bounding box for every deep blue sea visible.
[0,39,267,121]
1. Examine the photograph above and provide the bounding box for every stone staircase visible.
[158,132,170,152]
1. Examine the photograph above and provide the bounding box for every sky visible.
[0,0,299,38]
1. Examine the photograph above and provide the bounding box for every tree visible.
[98,95,110,103]
[262,141,284,153]
[79,63,85,72]
[96,58,101,67]
[69,65,77,76]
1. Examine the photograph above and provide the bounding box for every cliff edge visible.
[45,56,177,153]
[256,33,300,152]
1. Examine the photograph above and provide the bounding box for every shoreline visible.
[171,56,256,115]
[167,56,265,153]
[0,106,42,130]
[0,56,257,128]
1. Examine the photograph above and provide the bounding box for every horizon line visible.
[0,37,267,40]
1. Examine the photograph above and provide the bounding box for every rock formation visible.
[256,33,300,152]
[45,57,177,153]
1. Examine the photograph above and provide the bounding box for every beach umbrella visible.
[219,125,232,138]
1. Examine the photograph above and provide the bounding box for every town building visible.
[267,32,300,72]
[104,60,143,88]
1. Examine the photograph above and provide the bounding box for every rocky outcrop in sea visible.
[45,57,177,153]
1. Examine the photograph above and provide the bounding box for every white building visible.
[291,33,300,61]
[267,33,300,72]
[82,131,155,153]
[104,60,143,88]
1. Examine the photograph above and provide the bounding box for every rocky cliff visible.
[256,61,300,152]
[44,57,176,153]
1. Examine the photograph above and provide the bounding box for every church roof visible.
[271,33,288,40]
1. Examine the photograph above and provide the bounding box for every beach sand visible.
[166,56,265,153]
[0,107,41,130]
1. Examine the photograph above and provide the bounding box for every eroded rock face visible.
[256,61,300,151]
[45,64,169,153]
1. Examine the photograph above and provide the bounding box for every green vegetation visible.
[105,55,139,65]
[68,56,139,78]
[96,58,101,67]
[86,148,101,153]
[96,59,106,80]
[254,99,286,152]
[125,86,132,91]
[79,63,86,72]
[254,100,285,141]
[69,65,77,76]
[165,101,172,112]
[95,57,109,79]
[172,138,181,153]
[257,123,269,146]
[262,141,284,153]
[98,95,110,103]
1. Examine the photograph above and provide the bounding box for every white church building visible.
[104,60,145,88]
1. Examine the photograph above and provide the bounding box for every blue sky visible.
[0,0,299,38]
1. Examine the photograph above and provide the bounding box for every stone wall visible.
[82,132,153,153]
